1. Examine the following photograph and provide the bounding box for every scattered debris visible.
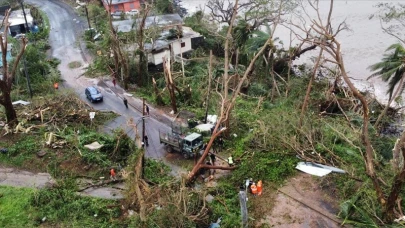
[206,115,217,125]
[205,194,214,203]
[395,216,405,223]
[195,123,214,132]
[12,100,30,106]
[295,162,345,177]
[84,142,103,150]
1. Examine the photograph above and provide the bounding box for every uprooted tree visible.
[297,0,405,223]
[187,0,286,181]
[0,10,28,126]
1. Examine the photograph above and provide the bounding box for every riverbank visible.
[182,0,401,106]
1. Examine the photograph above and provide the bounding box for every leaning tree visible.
[297,0,405,223]
[0,10,28,126]
[187,0,287,181]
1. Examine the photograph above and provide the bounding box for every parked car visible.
[85,86,103,103]
[111,10,123,17]
[126,9,139,16]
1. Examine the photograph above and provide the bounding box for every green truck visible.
[159,131,203,159]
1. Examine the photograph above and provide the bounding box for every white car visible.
[111,10,123,17]
[126,9,139,16]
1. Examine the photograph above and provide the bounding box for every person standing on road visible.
[144,135,149,147]
[145,105,150,116]
[210,153,216,166]
[112,78,116,87]
[123,97,128,109]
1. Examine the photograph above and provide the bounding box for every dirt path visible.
[0,166,54,189]
[257,173,344,227]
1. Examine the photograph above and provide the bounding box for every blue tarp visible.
[0,51,12,67]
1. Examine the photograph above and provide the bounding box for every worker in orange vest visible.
[257,180,263,196]
[250,182,258,196]
[110,168,116,181]
[54,82,59,90]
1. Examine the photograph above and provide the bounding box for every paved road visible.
[4,0,185,197]
[26,0,175,162]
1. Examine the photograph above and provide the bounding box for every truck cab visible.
[159,131,203,159]
[181,133,203,158]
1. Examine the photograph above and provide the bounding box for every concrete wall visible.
[171,37,192,56]
[149,50,170,66]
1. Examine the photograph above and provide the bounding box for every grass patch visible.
[31,179,123,227]
[0,186,36,227]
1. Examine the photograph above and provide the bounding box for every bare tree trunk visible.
[134,149,146,222]
[137,4,151,87]
[0,10,27,126]
[299,49,323,128]
[205,51,213,123]
[163,57,177,113]
[223,0,239,102]
[0,87,17,125]
[374,73,405,129]
[385,130,405,222]
[222,0,239,136]
[107,0,128,89]
[187,35,274,182]
[152,77,164,106]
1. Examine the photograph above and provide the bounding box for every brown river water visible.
[183,0,403,105]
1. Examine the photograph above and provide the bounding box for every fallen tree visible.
[187,0,287,182]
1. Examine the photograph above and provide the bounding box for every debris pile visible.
[2,94,97,136]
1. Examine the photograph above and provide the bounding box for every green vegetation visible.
[0,186,35,227]
[3,1,405,227]
[31,179,122,227]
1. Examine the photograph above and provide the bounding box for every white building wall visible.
[149,50,170,65]
[148,37,193,66]
[171,38,192,55]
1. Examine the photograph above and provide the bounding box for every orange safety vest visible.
[110,169,116,176]
[257,180,263,195]
[251,184,257,194]
[54,82,59,89]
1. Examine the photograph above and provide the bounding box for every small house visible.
[101,0,142,14]
[8,9,33,37]
[112,14,204,67]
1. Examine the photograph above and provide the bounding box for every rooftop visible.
[112,13,183,33]
[102,0,139,5]
[144,26,202,52]
[8,9,33,26]
[184,133,202,142]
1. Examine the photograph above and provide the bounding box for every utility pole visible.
[239,188,248,228]
[84,1,93,40]
[142,98,146,178]
[142,98,145,144]
[20,0,30,33]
